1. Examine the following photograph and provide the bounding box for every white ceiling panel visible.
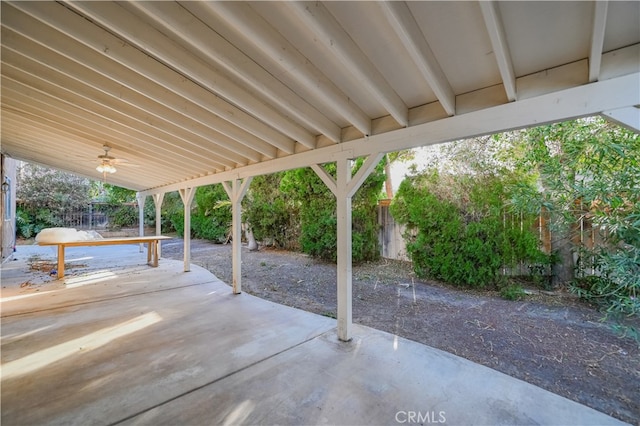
[325,2,437,110]
[604,1,640,52]
[408,1,501,94]
[499,1,593,77]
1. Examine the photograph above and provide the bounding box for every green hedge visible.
[391,171,547,287]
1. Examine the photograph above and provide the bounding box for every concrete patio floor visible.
[1,244,627,425]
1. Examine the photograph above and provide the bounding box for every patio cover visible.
[1,1,639,340]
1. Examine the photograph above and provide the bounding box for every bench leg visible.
[57,245,65,279]
[154,241,159,266]
[147,241,159,267]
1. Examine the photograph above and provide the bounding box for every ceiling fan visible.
[95,144,137,177]
[96,145,118,176]
[96,145,118,174]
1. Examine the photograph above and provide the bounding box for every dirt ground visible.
[160,238,639,424]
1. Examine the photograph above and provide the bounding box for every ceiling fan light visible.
[97,163,117,174]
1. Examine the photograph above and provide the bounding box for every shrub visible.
[572,245,639,339]
[110,204,138,229]
[161,191,184,234]
[280,158,386,263]
[391,170,546,288]
[191,212,229,243]
[244,173,300,249]
[162,187,232,241]
[170,210,185,237]
[16,208,35,239]
[299,198,337,260]
[500,284,526,301]
[191,185,232,242]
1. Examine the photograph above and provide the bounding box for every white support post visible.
[179,187,195,272]
[313,153,383,342]
[335,158,353,342]
[222,177,253,294]
[152,192,165,258]
[136,193,146,252]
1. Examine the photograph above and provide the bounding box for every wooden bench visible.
[38,236,172,279]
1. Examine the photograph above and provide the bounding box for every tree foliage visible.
[195,184,233,242]
[243,173,300,250]
[162,158,386,263]
[17,163,92,210]
[277,158,386,263]
[165,185,232,242]
[392,169,546,288]
[15,164,149,236]
[16,163,92,237]
[100,184,136,203]
[509,117,639,336]
[97,184,139,229]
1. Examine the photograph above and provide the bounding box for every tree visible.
[508,117,639,337]
[100,183,136,204]
[96,184,140,230]
[243,172,300,250]
[191,184,232,242]
[383,150,416,199]
[16,163,92,237]
[391,167,546,288]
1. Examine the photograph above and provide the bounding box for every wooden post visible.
[312,153,383,342]
[153,193,165,258]
[179,187,195,272]
[57,244,65,279]
[335,158,353,341]
[136,193,146,252]
[222,177,253,294]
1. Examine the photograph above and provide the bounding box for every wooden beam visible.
[311,164,337,197]
[2,42,252,167]
[65,1,314,150]
[139,71,640,197]
[199,1,371,138]
[335,158,353,341]
[1,57,229,173]
[380,1,457,114]
[479,1,517,102]
[601,107,640,133]
[589,1,609,82]
[347,153,384,198]
[123,2,332,148]
[127,1,336,146]
[288,1,408,128]
[311,154,384,341]
[1,85,204,183]
[2,27,267,162]
[2,16,278,159]
[136,193,147,252]
[6,1,297,154]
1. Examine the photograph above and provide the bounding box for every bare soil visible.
[164,238,638,424]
